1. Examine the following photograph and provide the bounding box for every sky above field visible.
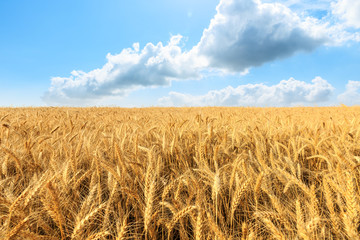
[1,0,360,107]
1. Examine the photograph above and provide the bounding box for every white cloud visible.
[43,35,200,105]
[44,0,356,105]
[193,0,328,72]
[159,77,334,106]
[338,81,360,105]
[332,0,360,29]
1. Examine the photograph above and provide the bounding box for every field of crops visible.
[1,107,360,239]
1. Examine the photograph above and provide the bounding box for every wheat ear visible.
[7,216,30,240]
[167,205,197,234]
[72,202,106,239]
[231,178,251,223]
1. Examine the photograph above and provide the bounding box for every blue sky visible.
[1,0,360,107]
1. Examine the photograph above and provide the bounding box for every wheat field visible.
[0,107,360,239]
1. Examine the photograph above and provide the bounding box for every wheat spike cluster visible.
[1,106,360,239]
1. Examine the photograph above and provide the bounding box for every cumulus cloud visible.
[338,81,360,105]
[193,0,328,72]
[43,35,200,104]
[159,77,334,107]
[332,0,360,29]
[44,0,353,104]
